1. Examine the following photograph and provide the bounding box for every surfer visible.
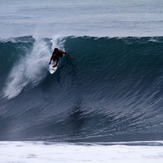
[49,48,73,67]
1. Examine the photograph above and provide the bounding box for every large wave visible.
[0,36,163,141]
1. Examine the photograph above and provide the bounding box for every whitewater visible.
[1,0,163,162]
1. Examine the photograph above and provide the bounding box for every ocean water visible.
[1,0,163,162]
[1,0,163,38]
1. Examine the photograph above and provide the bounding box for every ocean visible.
[0,0,163,162]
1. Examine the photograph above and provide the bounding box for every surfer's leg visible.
[53,57,59,67]
[52,58,56,62]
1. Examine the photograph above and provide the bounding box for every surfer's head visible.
[54,48,58,52]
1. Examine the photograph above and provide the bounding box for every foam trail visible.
[50,35,65,51]
[3,36,67,99]
[3,38,50,99]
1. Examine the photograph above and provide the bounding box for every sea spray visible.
[3,38,50,99]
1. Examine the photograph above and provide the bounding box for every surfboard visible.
[49,61,58,74]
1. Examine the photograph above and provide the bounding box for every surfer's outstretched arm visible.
[58,49,74,59]
[65,52,74,59]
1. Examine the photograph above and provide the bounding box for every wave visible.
[0,35,163,141]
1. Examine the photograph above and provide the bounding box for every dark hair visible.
[54,48,58,51]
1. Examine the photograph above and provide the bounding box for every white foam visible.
[3,36,63,99]
[50,35,65,51]
[0,141,163,163]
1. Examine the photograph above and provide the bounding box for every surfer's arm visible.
[66,52,74,59]
[49,52,55,64]
[58,50,74,59]
[49,57,52,64]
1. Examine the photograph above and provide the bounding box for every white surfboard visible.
[49,61,58,74]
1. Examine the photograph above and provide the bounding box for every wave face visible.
[0,36,163,141]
